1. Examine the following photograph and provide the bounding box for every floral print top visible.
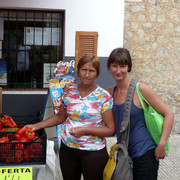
[60,84,113,151]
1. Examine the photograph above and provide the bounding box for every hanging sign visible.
[0,167,32,180]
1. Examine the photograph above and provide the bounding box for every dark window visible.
[0,9,65,89]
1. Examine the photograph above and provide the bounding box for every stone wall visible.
[124,0,180,133]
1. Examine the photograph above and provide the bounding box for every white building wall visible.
[0,0,124,57]
[1,0,124,141]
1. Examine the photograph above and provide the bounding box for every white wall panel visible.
[0,0,124,57]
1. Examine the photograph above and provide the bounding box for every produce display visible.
[0,114,46,165]
[15,128,36,142]
[0,115,17,128]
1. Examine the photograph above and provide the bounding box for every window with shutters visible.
[75,31,98,71]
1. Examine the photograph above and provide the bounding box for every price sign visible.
[0,167,32,180]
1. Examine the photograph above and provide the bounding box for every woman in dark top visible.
[106,48,174,180]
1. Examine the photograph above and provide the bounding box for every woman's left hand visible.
[155,144,166,161]
[69,127,85,138]
[63,82,73,93]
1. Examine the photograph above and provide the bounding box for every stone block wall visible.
[124,0,180,133]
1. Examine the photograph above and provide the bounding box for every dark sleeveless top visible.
[113,86,156,159]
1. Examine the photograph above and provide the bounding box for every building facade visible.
[124,0,179,133]
[0,0,124,116]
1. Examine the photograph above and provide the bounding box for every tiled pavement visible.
[157,134,180,180]
[53,134,180,180]
[106,134,180,180]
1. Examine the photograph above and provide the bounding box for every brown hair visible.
[107,48,132,72]
[77,54,100,77]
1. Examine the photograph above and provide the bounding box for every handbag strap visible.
[120,80,137,148]
[136,82,150,110]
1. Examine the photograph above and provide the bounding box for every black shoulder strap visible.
[120,80,137,148]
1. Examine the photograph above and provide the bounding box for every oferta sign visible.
[0,167,32,180]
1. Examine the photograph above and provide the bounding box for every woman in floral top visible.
[25,55,115,180]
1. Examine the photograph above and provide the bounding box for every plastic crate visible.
[0,112,47,166]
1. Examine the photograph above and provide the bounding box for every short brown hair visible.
[77,54,100,77]
[107,48,132,72]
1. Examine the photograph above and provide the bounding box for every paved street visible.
[106,134,180,180]
[50,133,180,180]
[158,134,180,180]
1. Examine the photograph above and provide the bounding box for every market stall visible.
[0,60,75,180]
[0,112,47,180]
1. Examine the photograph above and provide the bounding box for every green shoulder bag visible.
[136,82,170,156]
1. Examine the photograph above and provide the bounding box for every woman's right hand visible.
[23,124,39,131]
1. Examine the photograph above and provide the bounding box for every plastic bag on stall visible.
[36,140,57,180]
